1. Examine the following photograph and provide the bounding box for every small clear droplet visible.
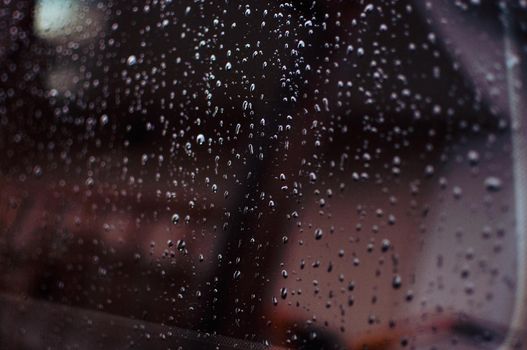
[100,114,109,125]
[485,176,502,192]
[314,228,323,240]
[177,240,186,251]
[127,55,137,66]
[280,287,288,299]
[392,275,402,289]
[171,213,180,224]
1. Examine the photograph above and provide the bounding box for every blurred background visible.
[1,0,527,349]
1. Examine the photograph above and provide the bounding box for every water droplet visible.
[453,186,463,199]
[100,114,109,125]
[127,55,137,66]
[467,150,480,165]
[314,228,323,240]
[171,213,180,224]
[485,176,502,192]
[381,239,391,252]
[280,287,288,299]
[177,240,186,251]
[392,275,402,289]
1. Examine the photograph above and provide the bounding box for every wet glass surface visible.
[1,1,527,349]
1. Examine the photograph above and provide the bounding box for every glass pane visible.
[1,1,526,349]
